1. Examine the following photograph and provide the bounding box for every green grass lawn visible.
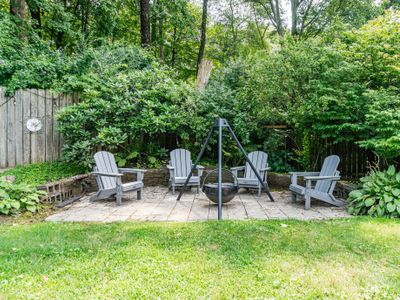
[0,218,399,299]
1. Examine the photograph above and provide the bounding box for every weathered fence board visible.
[0,87,79,168]
[311,139,378,179]
[0,88,6,168]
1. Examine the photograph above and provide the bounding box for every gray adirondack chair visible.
[91,151,146,206]
[231,151,270,197]
[167,148,204,194]
[289,155,345,210]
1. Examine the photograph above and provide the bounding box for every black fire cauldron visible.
[202,169,239,203]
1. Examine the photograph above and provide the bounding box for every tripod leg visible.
[226,125,275,202]
[218,119,223,221]
[176,125,215,201]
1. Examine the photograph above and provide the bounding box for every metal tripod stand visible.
[176,118,275,220]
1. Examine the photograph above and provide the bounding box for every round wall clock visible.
[26,118,42,132]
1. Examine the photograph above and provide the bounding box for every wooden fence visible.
[0,87,79,168]
[311,139,378,179]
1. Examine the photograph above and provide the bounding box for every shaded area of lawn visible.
[0,218,399,299]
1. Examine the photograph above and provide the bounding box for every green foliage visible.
[224,11,400,163]
[348,166,400,217]
[192,60,270,164]
[359,88,400,159]
[343,10,400,89]
[57,45,196,167]
[0,178,46,215]
[1,162,87,186]
[0,12,63,95]
[151,0,201,78]
[1,2,399,171]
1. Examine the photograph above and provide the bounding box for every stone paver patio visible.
[46,187,350,222]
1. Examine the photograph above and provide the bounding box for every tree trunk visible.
[273,0,284,36]
[10,0,28,20]
[171,26,177,67]
[27,0,41,30]
[55,0,67,49]
[290,0,298,35]
[196,60,213,90]
[196,0,208,75]
[140,0,151,47]
[159,17,164,62]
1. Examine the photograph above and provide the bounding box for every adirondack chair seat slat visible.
[91,151,146,206]
[174,176,200,184]
[290,155,345,210]
[122,181,144,192]
[289,184,305,195]
[237,178,260,185]
[168,149,204,194]
[231,151,270,197]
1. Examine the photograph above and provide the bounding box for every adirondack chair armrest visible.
[231,166,245,177]
[92,172,123,177]
[231,166,245,171]
[305,176,341,181]
[258,167,270,181]
[289,172,320,185]
[289,172,320,176]
[167,165,175,178]
[118,168,147,174]
[196,165,205,177]
[118,168,146,181]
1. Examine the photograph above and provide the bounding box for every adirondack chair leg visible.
[137,190,142,200]
[291,192,296,203]
[116,192,122,206]
[305,194,311,210]
[90,192,100,202]
[257,186,261,197]
[172,185,175,195]
[197,184,200,194]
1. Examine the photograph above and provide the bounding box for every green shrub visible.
[348,166,400,217]
[57,45,197,167]
[358,88,400,159]
[1,162,87,186]
[0,178,47,215]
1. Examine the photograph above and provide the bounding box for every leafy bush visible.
[348,166,400,217]
[1,162,87,186]
[0,12,72,95]
[358,88,400,159]
[57,45,197,167]
[0,178,46,215]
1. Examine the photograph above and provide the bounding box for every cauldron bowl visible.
[202,183,238,203]
[202,169,239,203]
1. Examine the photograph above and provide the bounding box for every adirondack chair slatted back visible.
[245,151,268,179]
[315,155,340,193]
[94,151,119,190]
[170,149,192,177]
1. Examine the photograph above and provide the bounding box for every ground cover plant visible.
[0,218,399,298]
[1,161,87,186]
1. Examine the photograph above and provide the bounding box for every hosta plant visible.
[0,178,47,215]
[348,166,400,218]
